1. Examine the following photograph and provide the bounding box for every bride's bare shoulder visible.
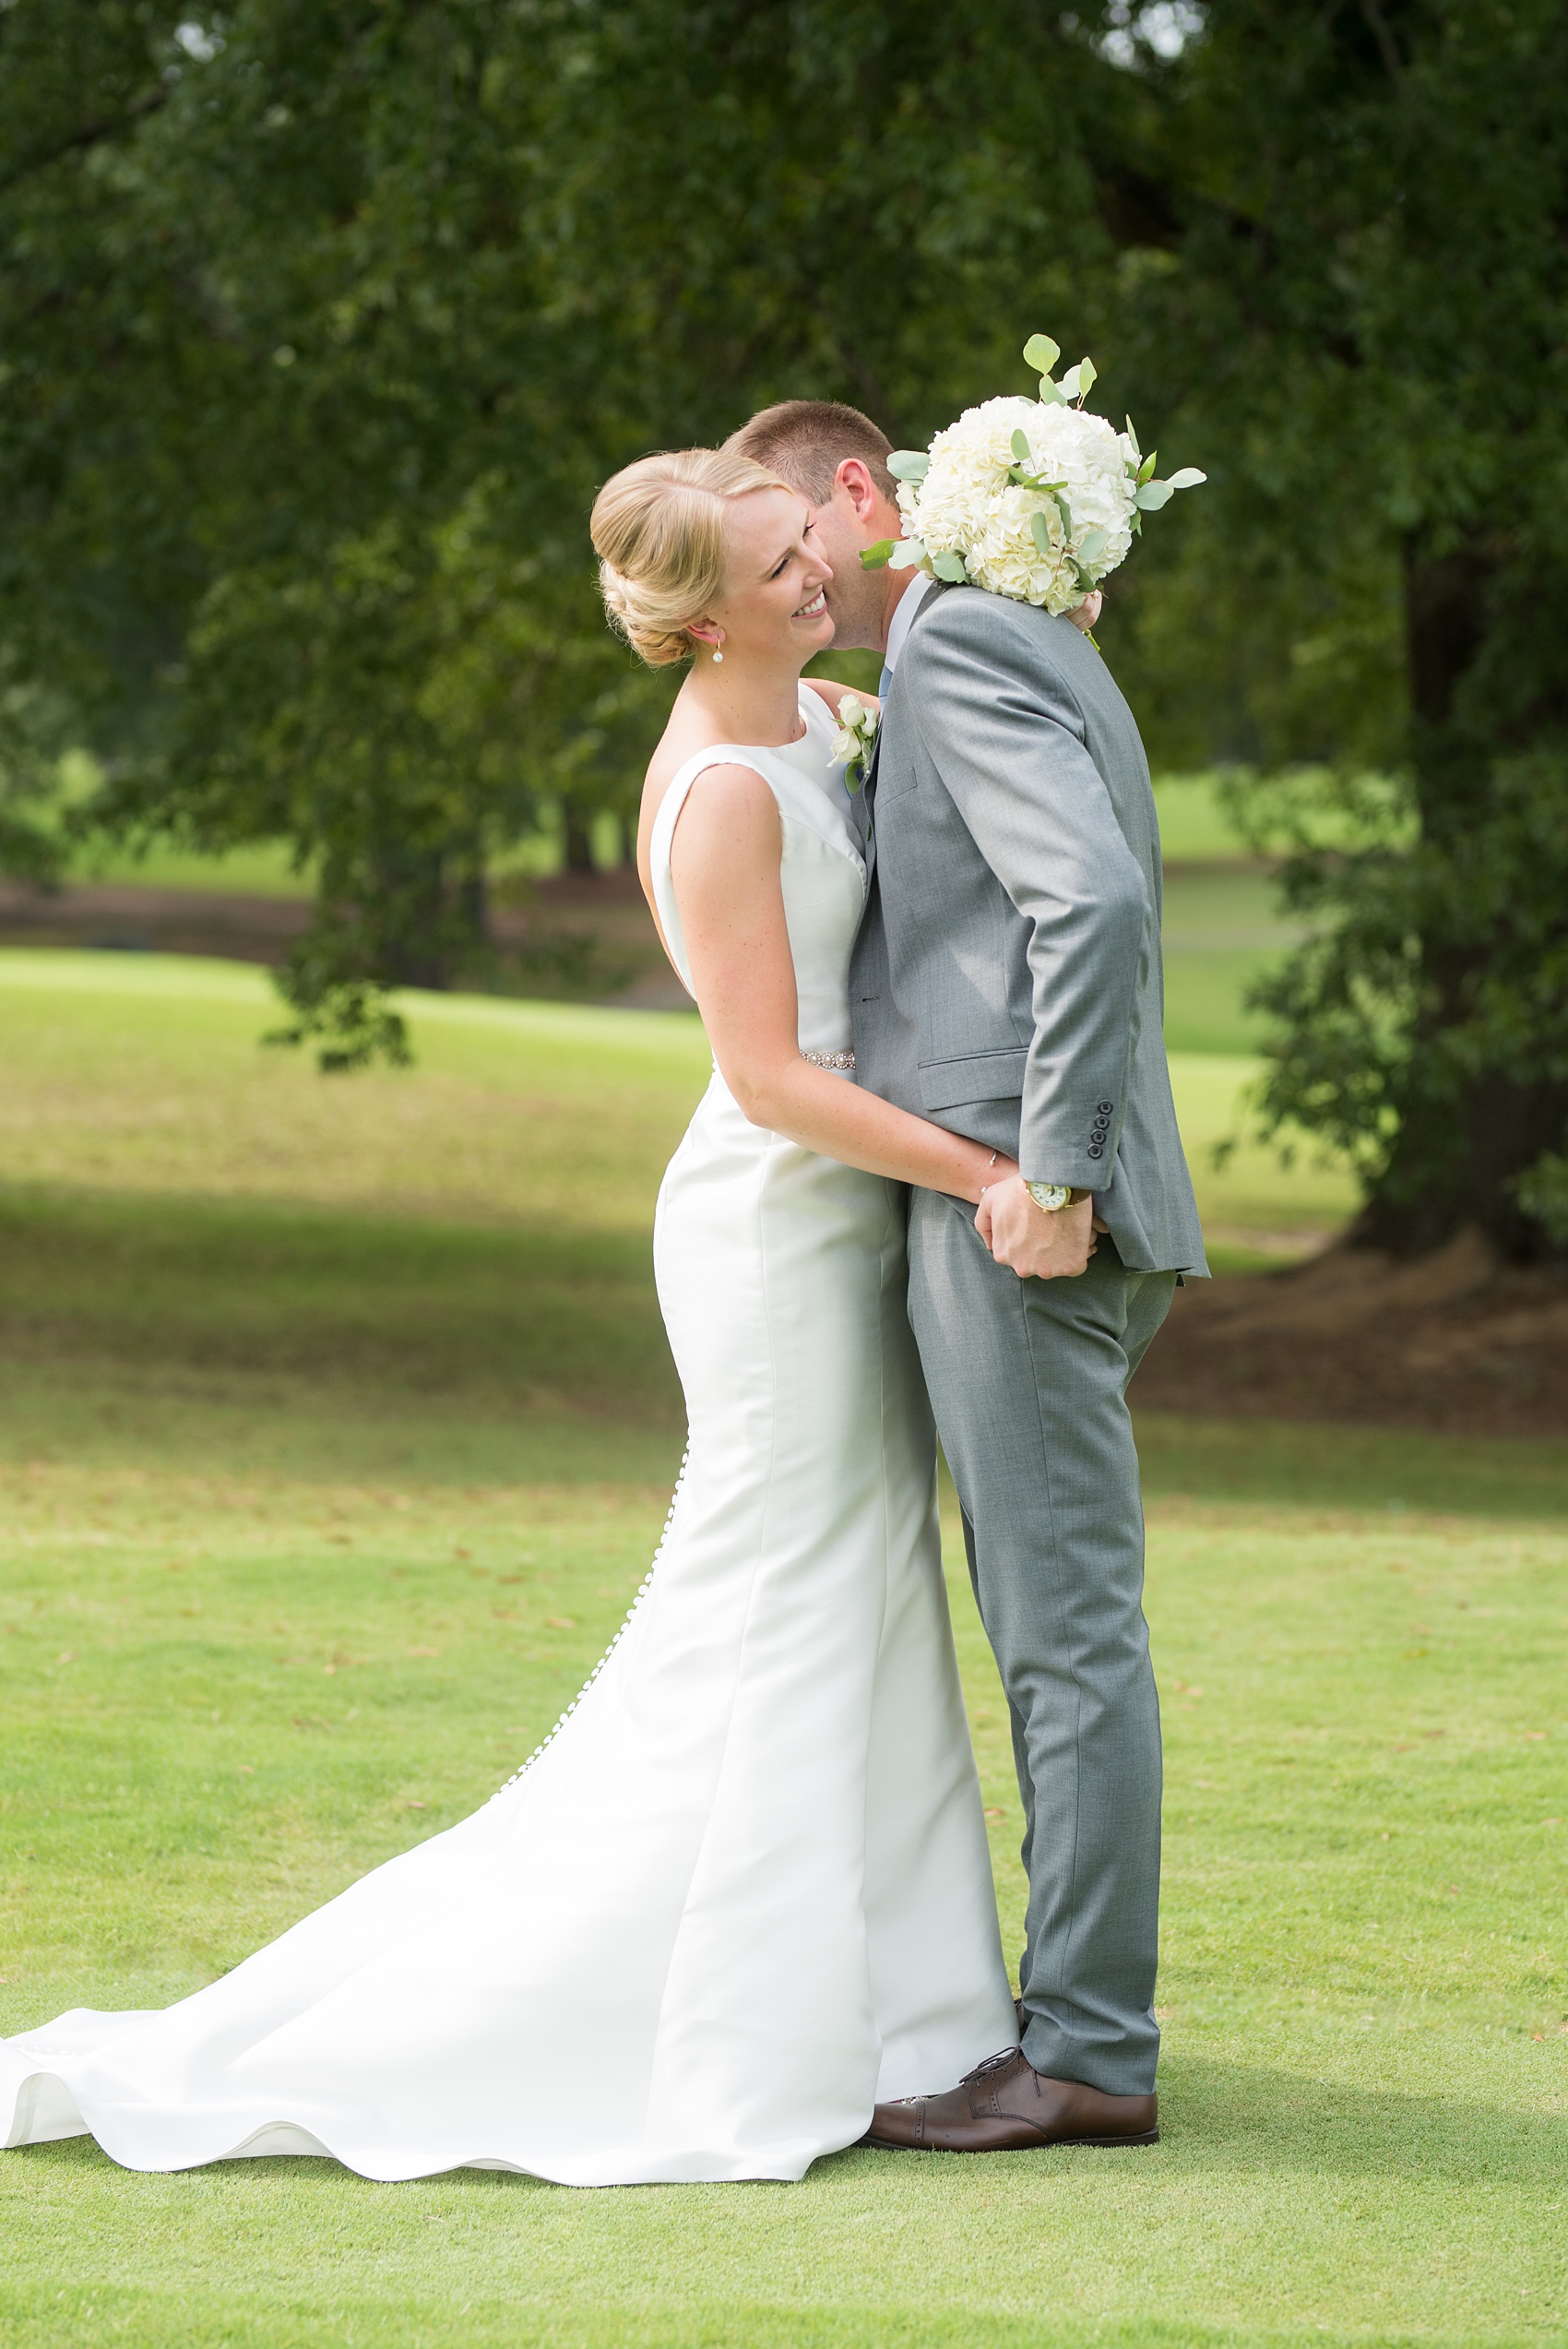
[636,711,772,924]
[639,709,765,833]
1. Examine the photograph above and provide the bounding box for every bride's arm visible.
[802,676,880,720]
[669,766,1010,1204]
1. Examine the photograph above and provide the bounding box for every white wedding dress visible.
[1,686,1016,2185]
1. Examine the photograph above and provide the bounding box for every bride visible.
[0,447,1018,2186]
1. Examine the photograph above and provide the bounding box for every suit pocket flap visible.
[917,1047,1028,1111]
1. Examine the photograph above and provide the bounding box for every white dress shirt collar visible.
[882,574,935,677]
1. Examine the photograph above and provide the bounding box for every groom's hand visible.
[977,1180,1097,1280]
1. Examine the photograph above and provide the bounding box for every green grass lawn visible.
[1,952,1562,2349]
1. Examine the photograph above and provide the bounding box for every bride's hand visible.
[973,1161,1020,1247]
[1067,590,1102,634]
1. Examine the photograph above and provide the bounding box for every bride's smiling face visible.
[689,488,834,669]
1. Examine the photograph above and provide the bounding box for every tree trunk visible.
[1352,549,1568,1262]
[371,845,453,992]
[563,804,596,873]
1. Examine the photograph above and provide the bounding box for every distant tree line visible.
[2,1,1564,1258]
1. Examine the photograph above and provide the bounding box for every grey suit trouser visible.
[906,1187,1175,2097]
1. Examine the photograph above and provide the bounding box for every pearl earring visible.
[712,647,723,663]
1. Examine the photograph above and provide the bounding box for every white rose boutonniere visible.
[861,332,1205,628]
[829,693,878,793]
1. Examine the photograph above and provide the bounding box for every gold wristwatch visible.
[1026,1183,1090,1213]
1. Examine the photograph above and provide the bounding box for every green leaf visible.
[887,538,927,568]
[1137,451,1158,483]
[930,550,968,582]
[1075,355,1098,400]
[1124,413,1141,458]
[1058,363,1082,401]
[1023,332,1061,376]
[1166,467,1206,490]
[1030,509,1054,556]
[1011,428,1032,465]
[859,540,897,570]
[1077,526,1108,566]
[886,450,930,482]
[1038,379,1068,406]
[1130,510,1143,536]
[1053,492,1074,539]
[1135,482,1174,510]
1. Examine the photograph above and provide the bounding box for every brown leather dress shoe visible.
[861,2045,1158,2152]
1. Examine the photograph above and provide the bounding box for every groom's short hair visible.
[725,400,897,507]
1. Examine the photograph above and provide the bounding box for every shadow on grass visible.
[0,1184,680,1413]
[1134,1410,1568,1521]
[18,2054,1564,2194]
[0,1183,688,1484]
[1157,2053,1568,2184]
[6,1180,1565,1518]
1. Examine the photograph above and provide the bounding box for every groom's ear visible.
[835,458,897,538]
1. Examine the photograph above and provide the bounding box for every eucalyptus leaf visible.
[1022,332,1061,376]
[1124,414,1141,458]
[886,450,930,482]
[1075,355,1097,399]
[1166,467,1206,490]
[1077,526,1108,566]
[930,550,968,582]
[1053,493,1074,539]
[1030,509,1054,556]
[1011,428,1032,465]
[1135,481,1174,510]
[1058,364,1082,401]
[859,540,897,570]
[1138,451,1158,483]
[1038,379,1067,406]
[887,538,927,568]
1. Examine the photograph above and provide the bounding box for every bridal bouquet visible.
[863,334,1204,616]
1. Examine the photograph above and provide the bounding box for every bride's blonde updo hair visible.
[591,447,793,668]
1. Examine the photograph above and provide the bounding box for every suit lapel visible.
[861,579,950,888]
[858,725,883,882]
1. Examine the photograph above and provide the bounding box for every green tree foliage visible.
[1117,1,1568,1261]
[3,1,1565,1259]
[0,0,1132,1055]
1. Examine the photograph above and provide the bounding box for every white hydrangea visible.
[878,340,1204,619]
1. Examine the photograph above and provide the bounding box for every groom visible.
[727,399,1207,2151]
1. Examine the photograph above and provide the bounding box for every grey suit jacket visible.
[850,583,1207,1278]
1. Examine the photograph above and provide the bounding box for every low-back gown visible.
[2,687,1016,2185]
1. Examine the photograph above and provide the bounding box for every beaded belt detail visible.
[801,1048,856,1072]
